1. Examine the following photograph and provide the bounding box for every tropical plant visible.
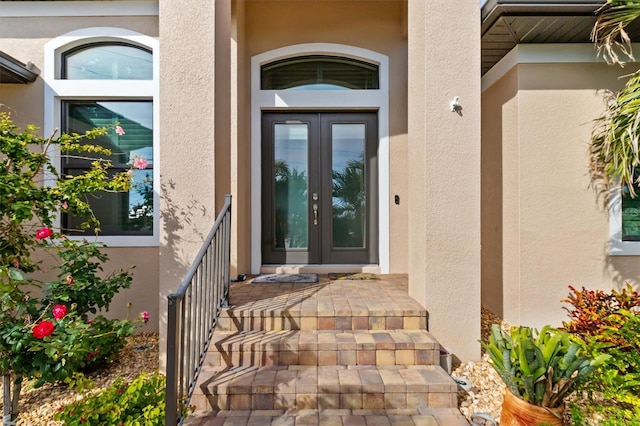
[590,1,640,196]
[482,325,608,409]
[0,112,141,425]
[563,285,640,423]
[562,283,640,336]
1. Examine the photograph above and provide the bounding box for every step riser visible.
[217,313,427,332]
[205,347,439,368]
[191,390,458,411]
[192,365,457,413]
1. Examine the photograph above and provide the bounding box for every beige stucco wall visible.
[481,67,518,318]
[407,0,481,361]
[0,14,159,331]
[158,0,232,368]
[482,61,640,329]
[241,0,409,274]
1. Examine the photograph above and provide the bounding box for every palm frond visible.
[591,69,640,196]
[592,1,640,65]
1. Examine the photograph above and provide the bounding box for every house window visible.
[46,31,159,246]
[261,55,379,90]
[622,183,640,241]
[62,101,153,236]
[62,43,152,80]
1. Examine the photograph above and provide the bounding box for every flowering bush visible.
[0,112,139,423]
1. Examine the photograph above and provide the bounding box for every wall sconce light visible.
[450,96,460,112]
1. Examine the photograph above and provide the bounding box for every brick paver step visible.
[204,330,440,368]
[191,365,457,412]
[184,408,470,425]
[216,310,427,332]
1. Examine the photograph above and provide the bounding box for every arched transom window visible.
[62,42,152,80]
[261,55,379,90]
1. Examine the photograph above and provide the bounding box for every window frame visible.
[610,185,640,255]
[44,28,159,247]
[260,55,380,90]
[61,99,154,237]
[61,41,153,80]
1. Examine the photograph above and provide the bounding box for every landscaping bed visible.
[0,333,159,426]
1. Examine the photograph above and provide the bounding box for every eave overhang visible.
[0,50,39,84]
[481,0,640,75]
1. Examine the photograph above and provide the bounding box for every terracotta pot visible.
[500,388,564,426]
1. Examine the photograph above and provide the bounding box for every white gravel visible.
[453,306,510,424]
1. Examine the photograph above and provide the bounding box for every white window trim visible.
[44,27,160,247]
[250,43,390,274]
[609,186,640,255]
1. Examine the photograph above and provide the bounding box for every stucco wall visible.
[481,67,518,318]
[483,61,640,329]
[158,0,234,368]
[407,0,481,361]
[0,14,159,331]
[242,0,408,273]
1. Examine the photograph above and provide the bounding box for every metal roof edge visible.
[0,50,40,84]
[481,0,604,36]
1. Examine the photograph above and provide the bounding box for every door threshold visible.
[260,264,381,274]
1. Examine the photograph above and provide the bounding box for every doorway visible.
[261,111,378,265]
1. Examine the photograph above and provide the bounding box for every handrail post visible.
[222,194,232,308]
[166,294,180,426]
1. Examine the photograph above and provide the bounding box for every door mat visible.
[252,273,318,283]
[328,272,380,280]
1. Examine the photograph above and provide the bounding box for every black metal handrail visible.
[166,194,232,426]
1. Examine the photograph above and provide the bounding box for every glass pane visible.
[332,124,365,249]
[63,101,153,236]
[273,124,308,249]
[64,44,152,80]
[261,55,379,90]
[622,184,640,240]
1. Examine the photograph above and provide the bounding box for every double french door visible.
[262,112,378,265]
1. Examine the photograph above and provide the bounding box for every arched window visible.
[62,42,152,80]
[45,29,159,246]
[261,55,379,90]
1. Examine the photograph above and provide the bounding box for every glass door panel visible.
[262,112,377,265]
[331,124,366,249]
[273,124,309,250]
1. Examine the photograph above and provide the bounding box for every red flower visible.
[66,275,74,285]
[32,321,55,339]
[35,227,53,240]
[53,305,67,320]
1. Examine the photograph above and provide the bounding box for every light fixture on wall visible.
[450,96,462,116]
[450,96,460,112]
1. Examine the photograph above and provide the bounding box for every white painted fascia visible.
[482,43,640,92]
[0,1,158,17]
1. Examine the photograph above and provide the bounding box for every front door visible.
[262,112,378,265]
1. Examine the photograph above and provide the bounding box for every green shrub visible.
[55,372,166,426]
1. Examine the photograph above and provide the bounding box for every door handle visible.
[313,204,318,225]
